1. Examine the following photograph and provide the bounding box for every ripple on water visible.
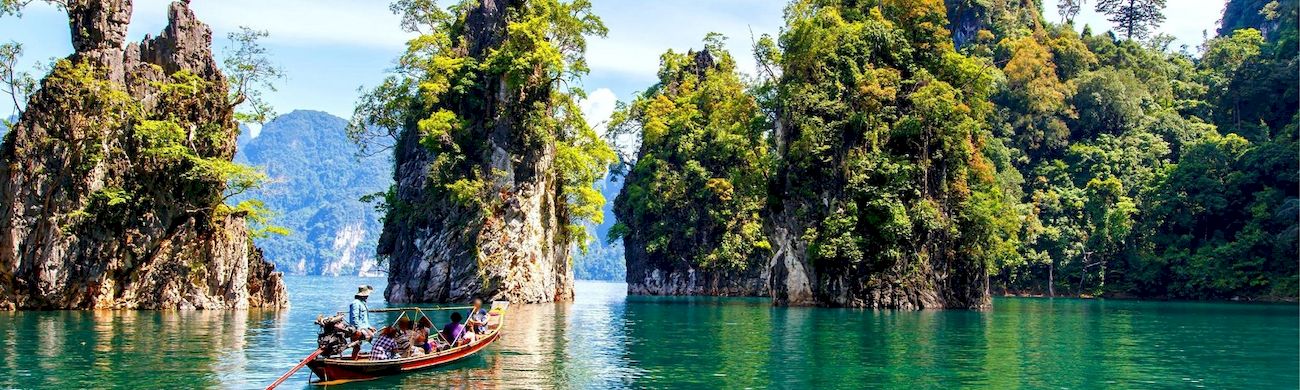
[0,278,1295,389]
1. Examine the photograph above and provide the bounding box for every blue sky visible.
[1,0,1228,133]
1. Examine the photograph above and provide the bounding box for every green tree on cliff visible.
[608,35,772,271]
[1059,0,1087,24]
[0,42,37,119]
[966,0,1297,300]
[223,27,284,126]
[1095,0,1167,40]
[351,0,613,251]
[770,0,1020,306]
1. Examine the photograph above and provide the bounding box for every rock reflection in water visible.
[0,309,278,388]
[0,277,1295,389]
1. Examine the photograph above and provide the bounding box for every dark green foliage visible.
[1069,69,1149,137]
[1219,0,1298,40]
[1199,28,1299,141]
[944,0,1043,47]
[1140,129,1298,299]
[771,0,1018,304]
[610,37,771,272]
[979,0,1298,300]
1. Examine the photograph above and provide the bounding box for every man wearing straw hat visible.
[348,285,376,359]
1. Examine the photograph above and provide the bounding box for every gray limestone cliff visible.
[688,2,1000,310]
[615,50,770,298]
[0,0,287,309]
[380,0,574,304]
[944,0,1041,47]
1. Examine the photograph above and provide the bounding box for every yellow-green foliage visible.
[610,35,771,270]
[773,0,1019,274]
[354,0,612,250]
[974,0,1299,300]
[231,198,290,239]
[44,59,279,235]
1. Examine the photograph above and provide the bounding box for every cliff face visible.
[0,1,287,309]
[614,49,771,297]
[381,0,574,304]
[1220,0,1298,40]
[944,0,1041,47]
[624,240,769,297]
[764,1,998,310]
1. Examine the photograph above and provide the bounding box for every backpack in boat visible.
[315,313,356,357]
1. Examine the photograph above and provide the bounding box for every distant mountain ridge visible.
[572,175,626,281]
[235,110,391,276]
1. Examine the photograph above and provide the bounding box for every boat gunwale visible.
[318,328,501,367]
[316,302,508,368]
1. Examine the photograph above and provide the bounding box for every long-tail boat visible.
[266,301,509,388]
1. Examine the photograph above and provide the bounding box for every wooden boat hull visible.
[305,302,509,385]
[306,330,499,382]
[307,330,500,383]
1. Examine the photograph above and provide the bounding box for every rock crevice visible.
[381,0,573,304]
[0,0,287,310]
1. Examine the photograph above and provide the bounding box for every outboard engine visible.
[315,313,356,357]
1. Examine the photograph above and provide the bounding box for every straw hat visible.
[355,285,374,297]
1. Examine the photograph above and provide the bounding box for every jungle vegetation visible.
[610,0,1298,300]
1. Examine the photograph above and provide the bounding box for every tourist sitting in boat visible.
[393,317,417,358]
[413,316,435,354]
[348,285,375,359]
[466,298,489,335]
[369,326,399,360]
[441,312,467,348]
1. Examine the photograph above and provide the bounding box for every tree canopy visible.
[354,0,614,255]
[610,36,772,272]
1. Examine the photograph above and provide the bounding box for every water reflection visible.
[0,309,277,388]
[349,281,638,389]
[0,278,1295,389]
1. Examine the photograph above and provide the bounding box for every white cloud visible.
[245,122,263,139]
[580,88,618,136]
[128,0,412,49]
[579,87,637,156]
[583,0,784,82]
[1051,0,1225,50]
[586,39,666,80]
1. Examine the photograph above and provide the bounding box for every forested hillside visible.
[972,0,1298,300]
[234,110,390,276]
[610,38,772,295]
[612,0,1298,303]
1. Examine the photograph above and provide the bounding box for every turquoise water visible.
[0,276,1295,389]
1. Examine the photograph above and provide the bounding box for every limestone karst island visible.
[0,0,1296,388]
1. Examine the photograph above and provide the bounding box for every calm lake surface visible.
[0,276,1295,389]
